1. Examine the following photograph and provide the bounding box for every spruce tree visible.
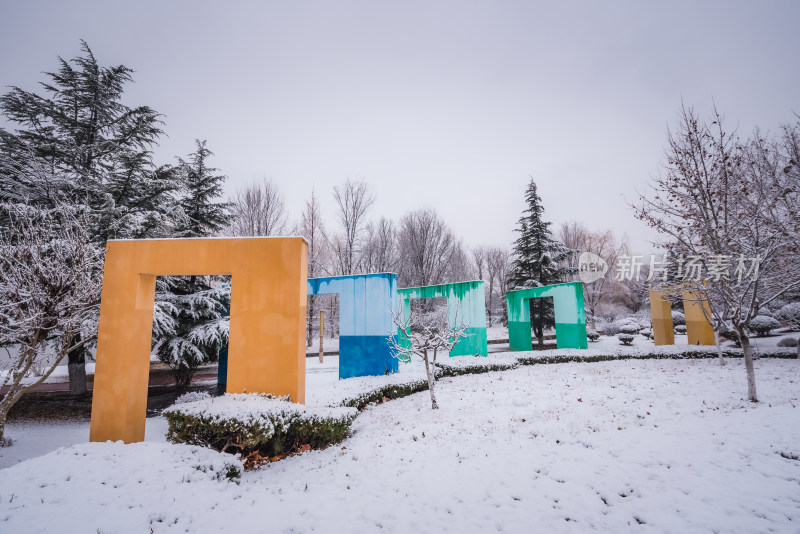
[0,41,180,394]
[173,140,232,238]
[508,178,572,344]
[154,141,233,391]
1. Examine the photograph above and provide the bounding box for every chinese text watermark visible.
[613,254,760,283]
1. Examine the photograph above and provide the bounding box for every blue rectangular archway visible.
[308,273,399,378]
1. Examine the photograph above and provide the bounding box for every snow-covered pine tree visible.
[173,140,233,238]
[154,140,233,391]
[0,41,180,394]
[152,278,230,391]
[508,178,572,345]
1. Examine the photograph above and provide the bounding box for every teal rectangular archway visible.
[506,282,588,350]
[397,281,488,356]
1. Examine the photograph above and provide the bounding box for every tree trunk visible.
[319,310,324,364]
[537,298,545,345]
[714,330,726,367]
[68,361,88,395]
[422,352,438,410]
[739,332,758,402]
[67,335,88,396]
[0,400,10,445]
[306,295,314,348]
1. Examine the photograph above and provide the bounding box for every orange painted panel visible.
[649,289,674,346]
[683,290,715,346]
[89,237,308,444]
[649,286,714,347]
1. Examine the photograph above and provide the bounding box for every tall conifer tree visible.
[508,178,572,344]
[153,141,233,391]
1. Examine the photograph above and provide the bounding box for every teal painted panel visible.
[397,280,488,357]
[449,326,488,356]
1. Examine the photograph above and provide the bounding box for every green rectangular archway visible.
[397,280,488,356]
[506,282,588,350]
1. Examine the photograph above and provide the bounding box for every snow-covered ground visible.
[1,353,799,533]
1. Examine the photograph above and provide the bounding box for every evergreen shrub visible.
[749,315,781,336]
[163,394,356,467]
[617,334,635,345]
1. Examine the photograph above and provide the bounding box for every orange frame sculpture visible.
[89,237,308,443]
[649,286,715,346]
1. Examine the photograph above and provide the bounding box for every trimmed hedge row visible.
[338,380,431,410]
[435,360,520,378]
[164,394,357,465]
[517,348,797,366]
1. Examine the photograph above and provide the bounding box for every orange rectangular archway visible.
[89,237,308,443]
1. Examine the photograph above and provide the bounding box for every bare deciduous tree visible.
[229,178,288,237]
[471,246,487,281]
[389,305,470,410]
[0,204,102,444]
[397,207,463,287]
[298,188,329,347]
[634,105,800,401]
[329,179,374,275]
[559,221,629,327]
[362,217,399,273]
[486,246,511,325]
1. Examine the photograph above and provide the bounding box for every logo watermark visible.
[578,252,609,284]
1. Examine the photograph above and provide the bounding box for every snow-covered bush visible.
[587,330,600,342]
[640,329,652,339]
[163,394,357,469]
[335,380,430,410]
[617,334,635,345]
[775,302,800,330]
[601,321,620,336]
[674,325,687,334]
[435,355,519,376]
[776,337,797,348]
[173,391,213,405]
[748,315,781,336]
[619,324,641,335]
[671,311,686,326]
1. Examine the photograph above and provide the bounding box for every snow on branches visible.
[633,105,800,401]
[389,304,470,409]
[0,203,102,442]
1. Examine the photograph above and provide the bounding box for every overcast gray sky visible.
[2,1,798,253]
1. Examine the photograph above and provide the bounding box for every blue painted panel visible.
[308,273,397,337]
[339,335,398,379]
[369,273,395,336]
[339,278,357,336]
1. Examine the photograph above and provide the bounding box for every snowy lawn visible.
[1,357,799,533]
